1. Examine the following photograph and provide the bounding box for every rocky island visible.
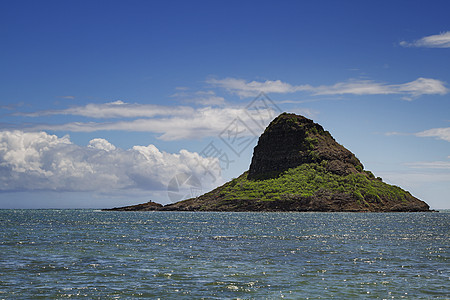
[105,113,431,212]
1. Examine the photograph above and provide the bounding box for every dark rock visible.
[248,113,363,179]
[102,201,162,211]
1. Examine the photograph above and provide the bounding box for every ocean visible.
[0,210,448,299]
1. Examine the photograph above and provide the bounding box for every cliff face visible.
[248,113,363,179]
[105,113,431,212]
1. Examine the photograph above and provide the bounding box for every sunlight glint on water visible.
[0,210,448,298]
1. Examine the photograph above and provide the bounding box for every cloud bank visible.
[406,161,450,169]
[9,76,448,142]
[207,78,311,98]
[312,77,448,99]
[208,77,448,99]
[26,106,277,140]
[0,131,220,192]
[19,100,195,119]
[400,31,450,48]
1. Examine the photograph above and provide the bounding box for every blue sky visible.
[1,0,449,209]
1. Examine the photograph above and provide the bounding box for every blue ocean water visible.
[0,210,448,299]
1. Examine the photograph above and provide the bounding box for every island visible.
[104,113,431,212]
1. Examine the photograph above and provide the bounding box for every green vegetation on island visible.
[222,163,409,205]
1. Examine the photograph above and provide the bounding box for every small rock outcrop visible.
[104,201,163,211]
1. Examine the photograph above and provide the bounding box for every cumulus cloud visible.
[88,138,116,151]
[208,77,448,99]
[400,31,450,48]
[415,127,450,142]
[0,131,221,192]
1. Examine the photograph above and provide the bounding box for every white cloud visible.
[398,78,449,99]
[88,138,116,151]
[0,130,221,192]
[384,131,406,137]
[19,101,195,119]
[406,161,450,169]
[191,91,226,106]
[208,77,448,99]
[312,79,392,95]
[415,127,450,142]
[386,127,450,142]
[171,90,226,106]
[313,77,448,99]
[207,77,311,98]
[28,106,276,140]
[400,31,450,48]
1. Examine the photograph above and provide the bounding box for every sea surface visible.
[0,210,448,299]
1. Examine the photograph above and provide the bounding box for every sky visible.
[0,0,449,209]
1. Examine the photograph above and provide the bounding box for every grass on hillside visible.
[221,163,412,205]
